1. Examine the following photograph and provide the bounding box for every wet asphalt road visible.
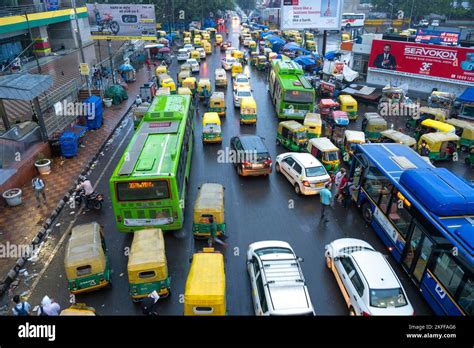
[17,20,473,316]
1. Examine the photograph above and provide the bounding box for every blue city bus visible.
[349,143,473,316]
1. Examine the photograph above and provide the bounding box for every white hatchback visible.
[196,47,206,59]
[233,87,252,107]
[183,44,195,52]
[177,48,190,62]
[186,59,200,73]
[275,153,330,195]
[222,56,236,70]
[232,73,250,91]
[325,238,415,316]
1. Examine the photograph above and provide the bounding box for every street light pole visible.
[71,0,91,96]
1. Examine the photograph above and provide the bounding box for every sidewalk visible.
[0,66,149,285]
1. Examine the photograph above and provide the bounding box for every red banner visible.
[368,39,474,85]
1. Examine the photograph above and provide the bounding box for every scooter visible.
[74,188,104,210]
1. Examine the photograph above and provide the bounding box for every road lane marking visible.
[25,124,133,300]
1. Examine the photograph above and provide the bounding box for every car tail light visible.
[303,180,311,187]
[362,311,371,316]
[264,159,272,166]
[243,161,252,168]
[117,215,122,223]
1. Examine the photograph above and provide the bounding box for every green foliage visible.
[236,0,257,11]
[369,0,461,21]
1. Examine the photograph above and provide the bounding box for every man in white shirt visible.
[32,177,46,208]
[76,177,94,196]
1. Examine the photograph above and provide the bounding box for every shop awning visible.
[0,73,53,100]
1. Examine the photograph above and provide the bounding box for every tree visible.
[370,0,453,21]
[236,0,256,12]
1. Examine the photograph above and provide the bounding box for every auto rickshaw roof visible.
[156,87,171,96]
[128,229,167,272]
[203,112,221,125]
[183,76,197,83]
[185,251,225,304]
[420,119,455,133]
[339,94,357,104]
[420,132,460,143]
[304,113,322,125]
[445,118,474,130]
[364,112,383,121]
[345,130,366,143]
[194,183,224,218]
[431,91,456,100]
[65,222,105,269]
[258,55,267,60]
[279,120,305,132]
[198,78,211,85]
[240,96,256,109]
[178,87,192,95]
[381,129,416,147]
[211,91,225,100]
[309,137,339,152]
[319,99,339,107]
[419,106,448,118]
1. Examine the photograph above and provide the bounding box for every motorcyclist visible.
[76,176,94,197]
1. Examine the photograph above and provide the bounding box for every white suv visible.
[275,153,330,195]
[325,238,414,316]
[177,48,190,62]
[247,240,315,316]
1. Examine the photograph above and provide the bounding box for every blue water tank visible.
[85,96,103,130]
[59,131,78,158]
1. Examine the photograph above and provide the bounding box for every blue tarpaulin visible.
[294,55,316,67]
[458,88,474,103]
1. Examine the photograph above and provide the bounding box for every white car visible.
[418,19,429,27]
[247,240,315,316]
[177,48,190,62]
[275,153,330,195]
[222,56,237,70]
[431,19,440,27]
[183,44,195,52]
[232,73,250,91]
[233,87,252,107]
[196,47,206,59]
[186,59,200,73]
[325,238,415,316]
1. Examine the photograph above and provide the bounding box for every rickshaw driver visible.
[208,215,227,248]
[202,85,211,107]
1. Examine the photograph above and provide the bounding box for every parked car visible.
[222,56,237,70]
[325,238,415,316]
[230,135,272,176]
[177,48,190,62]
[233,87,252,107]
[247,240,315,316]
[275,153,330,195]
[232,73,251,91]
[186,59,200,73]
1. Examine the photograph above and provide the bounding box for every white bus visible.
[341,13,366,28]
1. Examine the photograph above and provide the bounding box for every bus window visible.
[362,167,390,204]
[116,180,170,201]
[387,190,413,238]
[284,90,313,103]
[432,251,465,298]
[458,278,473,315]
[378,183,394,213]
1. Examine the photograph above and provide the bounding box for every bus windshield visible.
[284,90,313,103]
[116,180,170,201]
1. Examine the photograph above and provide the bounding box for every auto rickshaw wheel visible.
[461,145,468,153]
[275,163,281,173]
[362,202,373,224]
[276,138,281,145]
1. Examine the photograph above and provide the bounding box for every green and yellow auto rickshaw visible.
[127,228,170,301]
[202,112,222,143]
[418,132,460,162]
[445,118,474,152]
[250,52,259,66]
[305,40,316,51]
[304,32,314,41]
[192,183,226,238]
[178,87,192,96]
[178,70,191,86]
[256,55,268,71]
[64,222,111,294]
[304,113,322,139]
[182,77,197,94]
[276,120,308,152]
[306,137,341,173]
[240,96,257,125]
[338,95,358,120]
[209,92,226,117]
[380,129,417,149]
[248,40,257,52]
[215,34,223,46]
[361,112,388,142]
[465,145,474,168]
[198,78,212,99]
[341,130,366,164]
[406,106,449,130]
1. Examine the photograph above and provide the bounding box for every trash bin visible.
[59,126,87,158]
[85,96,103,130]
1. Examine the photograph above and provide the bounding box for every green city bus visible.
[268,59,315,120]
[109,94,194,232]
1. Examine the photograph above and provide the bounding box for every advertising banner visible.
[86,4,156,40]
[415,29,460,46]
[368,39,474,85]
[281,0,342,30]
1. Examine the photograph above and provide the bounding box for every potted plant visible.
[103,98,113,107]
[3,188,22,206]
[34,153,52,175]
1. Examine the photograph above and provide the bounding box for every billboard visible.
[86,4,156,40]
[415,29,460,46]
[281,0,342,30]
[368,39,474,85]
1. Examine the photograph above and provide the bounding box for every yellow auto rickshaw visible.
[209,92,226,116]
[184,37,191,44]
[445,118,474,152]
[214,68,227,88]
[161,76,176,94]
[276,120,308,152]
[414,119,455,140]
[192,183,225,238]
[231,62,243,78]
[248,40,257,52]
[418,132,460,162]
[203,41,212,54]
[182,77,197,94]
[64,222,111,294]
[305,40,316,51]
[198,78,212,99]
[184,248,226,316]
[60,303,96,316]
[304,113,322,139]
[342,130,366,163]
[339,95,358,120]
[380,129,417,149]
[240,96,257,125]
[156,87,170,96]
[178,87,192,95]
[183,31,191,38]
[215,34,223,46]
[190,49,201,62]
[178,70,190,85]
[250,52,259,66]
[305,32,314,41]
[256,55,268,71]
[194,36,202,47]
[202,32,210,41]
[180,63,191,73]
[127,228,170,301]
[155,65,168,76]
[232,50,245,64]
[406,106,449,130]
[202,112,222,143]
[306,137,341,173]
[361,112,388,142]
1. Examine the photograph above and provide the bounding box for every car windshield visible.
[227,58,236,63]
[305,166,326,177]
[236,77,248,83]
[255,247,292,257]
[370,288,408,308]
[323,151,339,161]
[238,91,252,97]
[284,90,314,103]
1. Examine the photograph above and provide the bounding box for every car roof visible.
[236,87,251,93]
[351,251,401,289]
[238,135,268,152]
[290,153,323,167]
[235,74,249,79]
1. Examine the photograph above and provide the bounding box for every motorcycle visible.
[74,188,104,210]
[97,13,120,35]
